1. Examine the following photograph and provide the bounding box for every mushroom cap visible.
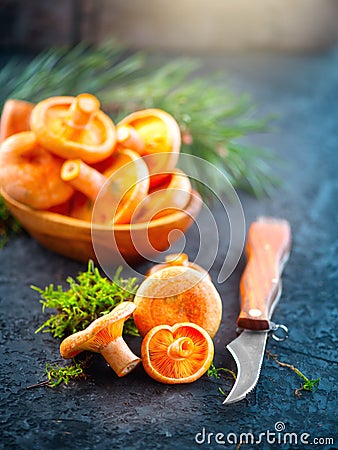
[30,94,117,164]
[60,301,136,359]
[116,108,181,176]
[0,98,34,143]
[0,131,74,209]
[133,266,222,338]
[145,253,211,280]
[93,148,150,225]
[132,169,191,223]
[141,322,214,384]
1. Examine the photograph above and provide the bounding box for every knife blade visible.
[223,217,292,405]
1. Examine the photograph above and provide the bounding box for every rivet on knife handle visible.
[237,217,292,331]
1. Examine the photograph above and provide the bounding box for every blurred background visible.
[1,0,338,53]
[0,0,337,200]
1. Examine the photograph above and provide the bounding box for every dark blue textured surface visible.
[0,50,337,450]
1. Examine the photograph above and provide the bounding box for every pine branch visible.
[93,53,278,197]
[0,42,145,107]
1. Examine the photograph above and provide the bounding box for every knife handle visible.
[237,218,291,331]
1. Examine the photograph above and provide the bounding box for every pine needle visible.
[0,41,145,106]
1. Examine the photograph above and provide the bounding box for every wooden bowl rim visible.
[1,187,201,231]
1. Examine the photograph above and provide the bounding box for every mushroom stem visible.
[68,93,100,129]
[167,337,194,360]
[61,159,107,201]
[101,337,141,377]
[164,253,189,266]
[117,125,145,154]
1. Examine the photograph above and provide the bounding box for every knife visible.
[223,217,292,405]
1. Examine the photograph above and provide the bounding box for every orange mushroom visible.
[141,322,214,384]
[116,108,181,182]
[147,173,172,190]
[132,168,191,223]
[61,159,107,202]
[30,93,117,164]
[146,253,211,280]
[0,99,34,143]
[60,302,141,377]
[60,148,149,224]
[133,265,222,338]
[0,131,74,209]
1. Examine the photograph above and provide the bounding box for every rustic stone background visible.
[0,2,337,449]
[1,0,338,52]
[1,49,337,449]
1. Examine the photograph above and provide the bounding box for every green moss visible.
[33,260,140,339]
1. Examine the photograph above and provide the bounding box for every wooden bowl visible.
[1,188,202,263]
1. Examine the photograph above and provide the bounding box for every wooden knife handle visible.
[237,217,291,331]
